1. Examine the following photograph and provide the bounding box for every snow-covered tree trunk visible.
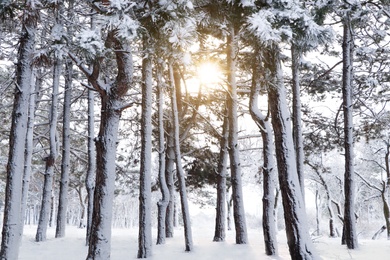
[0,2,37,258]
[265,44,318,259]
[85,30,133,260]
[137,39,153,258]
[165,132,175,238]
[341,16,358,249]
[156,63,170,245]
[20,70,40,237]
[226,25,248,245]
[85,88,96,246]
[56,0,73,239]
[213,115,228,242]
[249,50,277,255]
[169,61,193,252]
[226,191,232,231]
[55,56,72,238]
[291,44,305,199]
[36,41,62,241]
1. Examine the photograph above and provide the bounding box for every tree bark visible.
[0,3,37,258]
[85,88,96,246]
[156,63,170,245]
[226,24,248,244]
[55,0,73,239]
[291,44,305,199]
[137,39,153,258]
[249,49,277,255]
[342,16,358,249]
[265,44,318,259]
[169,61,193,252]
[85,30,133,260]
[213,114,228,242]
[165,132,175,238]
[36,41,62,241]
[55,56,72,238]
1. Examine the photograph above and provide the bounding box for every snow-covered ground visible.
[19,218,390,260]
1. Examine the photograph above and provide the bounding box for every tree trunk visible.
[156,64,170,245]
[56,0,73,239]
[249,49,277,255]
[165,132,175,238]
[137,40,153,258]
[226,190,232,231]
[342,16,358,249]
[213,114,228,242]
[36,43,62,241]
[85,88,96,246]
[87,98,121,259]
[86,30,133,260]
[265,44,317,260]
[56,56,72,238]
[226,24,248,244]
[20,69,41,238]
[291,44,305,199]
[169,61,193,252]
[0,4,37,258]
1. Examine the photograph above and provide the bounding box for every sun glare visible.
[197,62,222,86]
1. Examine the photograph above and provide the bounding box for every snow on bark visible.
[226,25,248,245]
[342,17,358,249]
[85,30,134,260]
[213,115,228,242]
[87,102,121,259]
[169,61,193,252]
[249,49,277,255]
[85,88,96,246]
[1,6,37,258]
[20,70,40,239]
[156,64,170,245]
[56,56,72,238]
[265,44,318,260]
[36,44,62,242]
[165,133,176,238]
[291,44,305,200]
[137,41,153,258]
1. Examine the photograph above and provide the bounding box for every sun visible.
[197,61,222,86]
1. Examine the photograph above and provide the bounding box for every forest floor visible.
[19,215,390,260]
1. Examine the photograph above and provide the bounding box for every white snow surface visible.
[19,216,390,260]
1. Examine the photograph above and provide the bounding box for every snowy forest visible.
[1,0,390,259]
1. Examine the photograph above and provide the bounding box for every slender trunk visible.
[342,16,358,249]
[165,133,175,238]
[315,190,320,236]
[249,49,277,255]
[56,0,73,238]
[169,61,193,252]
[0,3,37,259]
[137,40,153,258]
[265,44,317,259]
[56,56,72,238]
[213,114,228,242]
[20,70,40,237]
[156,64,170,245]
[291,44,305,199]
[226,190,232,231]
[36,43,62,241]
[85,89,96,246]
[226,25,248,244]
